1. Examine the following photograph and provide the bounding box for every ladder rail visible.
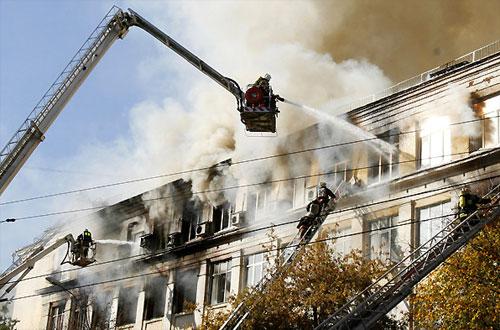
[221,182,344,330]
[0,6,128,194]
[315,184,500,329]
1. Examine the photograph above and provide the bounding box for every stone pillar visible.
[164,269,175,330]
[194,261,208,326]
[134,287,146,330]
[230,251,242,296]
[108,287,120,329]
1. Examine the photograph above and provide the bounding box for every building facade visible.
[3,41,500,330]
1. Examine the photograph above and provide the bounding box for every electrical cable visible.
[2,173,497,287]
[3,203,498,303]
[1,115,497,207]
[2,149,498,223]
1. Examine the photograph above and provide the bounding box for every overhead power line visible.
[3,205,498,303]
[1,115,496,206]
[2,173,497,287]
[2,154,497,223]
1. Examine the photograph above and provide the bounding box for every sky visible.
[1,0,500,272]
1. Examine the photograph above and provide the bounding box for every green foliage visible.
[413,221,500,330]
[201,240,400,329]
[0,304,18,330]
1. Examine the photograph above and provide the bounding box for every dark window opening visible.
[247,193,257,222]
[91,292,112,329]
[116,286,139,326]
[47,300,66,330]
[173,268,199,314]
[182,200,201,242]
[368,128,399,184]
[70,296,89,330]
[144,276,167,320]
[126,222,138,242]
[213,202,231,233]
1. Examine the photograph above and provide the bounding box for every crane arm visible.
[126,9,244,104]
[0,7,131,195]
[0,234,76,293]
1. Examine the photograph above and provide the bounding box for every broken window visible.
[182,200,202,242]
[91,291,112,329]
[47,301,66,330]
[368,215,399,262]
[245,252,269,288]
[420,117,451,168]
[69,297,89,330]
[173,268,198,314]
[368,128,400,184]
[482,95,500,147]
[418,201,453,246]
[210,259,232,305]
[144,276,167,320]
[116,285,139,326]
[213,202,231,233]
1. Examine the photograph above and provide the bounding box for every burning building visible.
[2,40,500,329]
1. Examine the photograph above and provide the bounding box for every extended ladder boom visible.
[128,9,243,103]
[0,7,245,195]
[315,184,500,330]
[220,184,343,330]
[0,234,76,294]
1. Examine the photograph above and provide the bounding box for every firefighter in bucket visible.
[71,229,96,266]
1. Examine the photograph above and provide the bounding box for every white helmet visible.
[264,73,271,81]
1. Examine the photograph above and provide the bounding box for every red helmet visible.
[245,86,264,106]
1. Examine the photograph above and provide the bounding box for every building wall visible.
[5,49,500,330]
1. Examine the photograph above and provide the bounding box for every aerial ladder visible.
[0,7,283,195]
[219,182,343,330]
[315,184,500,330]
[0,231,96,300]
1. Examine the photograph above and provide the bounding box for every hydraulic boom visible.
[0,7,282,195]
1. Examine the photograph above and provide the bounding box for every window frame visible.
[209,259,232,305]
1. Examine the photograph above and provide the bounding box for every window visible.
[116,286,139,326]
[368,129,399,184]
[47,301,66,330]
[70,297,89,330]
[91,292,112,329]
[245,253,268,288]
[213,202,231,233]
[182,201,202,242]
[334,161,352,185]
[210,260,232,304]
[329,226,352,256]
[482,96,500,147]
[127,222,138,242]
[173,268,198,314]
[144,276,167,320]
[420,117,451,168]
[418,201,453,246]
[368,216,399,262]
[305,186,317,202]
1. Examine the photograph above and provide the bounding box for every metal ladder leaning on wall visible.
[315,183,500,330]
[220,183,344,330]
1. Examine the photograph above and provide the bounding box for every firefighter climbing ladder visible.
[219,183,343,330]
[314,183,500,330]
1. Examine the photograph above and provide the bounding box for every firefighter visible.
[254,73,271,89]
[297,198,321,238]
[317,182,337,213]
[457,186,490,225]
[77,229,93,258]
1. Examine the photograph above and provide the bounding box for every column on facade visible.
[163,269,175,330]
[398,202,414,260]
[194,260,208,326]
[108,286,120,329]
[230,251,242,296]
[134,282,146,330]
